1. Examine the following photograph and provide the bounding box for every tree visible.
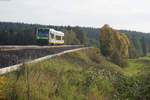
[99,24,130,67]
[99,24,115,56]
[61,28,70,44]
[61,28,80,45]
[141,37,148,56]
[81,32,88,46]
[119,33,130,57]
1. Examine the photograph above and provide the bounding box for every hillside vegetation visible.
[0,48,150,100]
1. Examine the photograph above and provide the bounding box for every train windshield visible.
[38,29,49,34]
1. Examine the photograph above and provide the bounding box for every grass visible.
[124,53,150,76]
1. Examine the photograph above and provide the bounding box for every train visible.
[36,28,64,45]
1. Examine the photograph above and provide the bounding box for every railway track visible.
[0,45,84,68]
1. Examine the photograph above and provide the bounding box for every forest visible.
[0,22,150,59]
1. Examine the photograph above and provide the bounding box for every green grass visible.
[124,53,150,76]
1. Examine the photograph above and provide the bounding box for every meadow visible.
[124,53,150,76]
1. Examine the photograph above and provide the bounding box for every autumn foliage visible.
[99,24,130,66]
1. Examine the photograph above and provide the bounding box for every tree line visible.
[0,22,88,46]
[0,22,150,60]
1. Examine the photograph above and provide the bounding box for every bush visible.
[111,51,128,67]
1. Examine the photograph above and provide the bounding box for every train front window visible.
[51,34,54,39]
[56,36,61,40]
[38,29,49,34]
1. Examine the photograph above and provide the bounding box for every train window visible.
[38,29,49,34]
[51,34,54,39]
[56,36,61,40]
[62,36,64,40]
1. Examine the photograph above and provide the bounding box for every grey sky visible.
[0,0,150,32]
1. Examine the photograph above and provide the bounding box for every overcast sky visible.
[0,0,150,32]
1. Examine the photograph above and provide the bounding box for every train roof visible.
[50,29,64,36]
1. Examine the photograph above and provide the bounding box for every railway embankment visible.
[0,45,83,68]
[0,45,90,75]
[1,47,150,100]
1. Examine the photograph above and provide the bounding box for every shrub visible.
[111,51,128,67]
